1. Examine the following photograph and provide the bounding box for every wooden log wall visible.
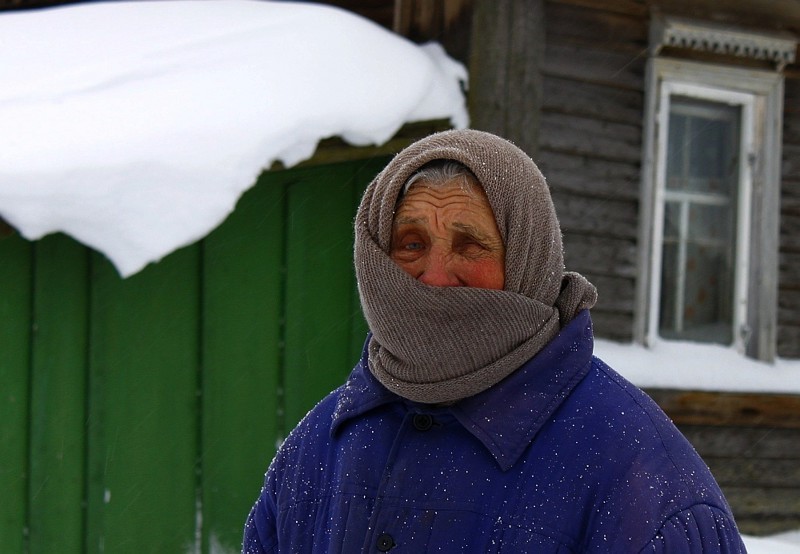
[649,390,800,534]
[780,73,800,358]
[537,0,800,352]
[538,0,648,341]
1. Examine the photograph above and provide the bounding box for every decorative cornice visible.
[651,15,797,69]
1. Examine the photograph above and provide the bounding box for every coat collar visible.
[332,310,595,471]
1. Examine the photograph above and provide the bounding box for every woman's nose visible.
[418,247,460,287]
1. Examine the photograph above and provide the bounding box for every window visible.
[636,18,793,361]
[654,87,753,350]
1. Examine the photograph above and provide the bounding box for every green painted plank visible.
[28,235,89,553]
[0,234,32,553]
[86,247,200,554]
[201,172,286,553]
[283,162,367,430]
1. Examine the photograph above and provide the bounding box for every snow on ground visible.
[743,530,800,553]
[595,337,800,394]
[0,0,468,277]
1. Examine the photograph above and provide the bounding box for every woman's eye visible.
[404,241,423,251]
[460,239,484,251]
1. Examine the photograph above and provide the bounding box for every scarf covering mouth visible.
[354,129,597,404]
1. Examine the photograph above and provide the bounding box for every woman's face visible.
[389,179,505,290]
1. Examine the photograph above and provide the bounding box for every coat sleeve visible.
[242,477,279,554]
[641,504,746,553]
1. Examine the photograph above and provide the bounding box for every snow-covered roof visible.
[0,0,468,277]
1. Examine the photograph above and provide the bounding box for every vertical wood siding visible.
[0,156,387,553]
[29,236,88,552]
[0,235,33,553]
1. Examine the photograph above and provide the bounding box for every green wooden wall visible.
[0,156,387,554]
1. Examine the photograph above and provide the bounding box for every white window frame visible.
[636,57,784,361]
[649,83,753,352]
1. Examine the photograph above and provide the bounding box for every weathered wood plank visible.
[590,309,635,341]
[735,514,800,537]
[543,74,644,125]
[779,306,800,328]
[780,211,800,242]
[582,273,636,312]
[706,458,800,488]
[563,235,638,278]
[723,486,800,517]
[779,251,800,287]
[647,0,800,31]
[542,2,647,92]
[543,43,646,91]
[546,0,647,51]
[546,0,647,18]
[325,0,395,31]
[779,285,800,311]
[782,107,800,144]
[781,144,800,180]
[394,0,473,61]
[469,0,544,156]
[539,111,642,164]
[674,426,800,459]
[777,325,800,357]
[785,74,800,100]
[782,196,800,218]
[779,162,800,358]
[780,216,800,251]
[647,390,800,429]
[553,190,639,240]
[536,151,641,201]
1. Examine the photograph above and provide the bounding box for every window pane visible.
[663,201,680,240]
[659,96,740,345]
[666,96,739,195]
[659,243,679,332]
[681,243,733,343]
[666,113,687,188]
[688,203,732,244]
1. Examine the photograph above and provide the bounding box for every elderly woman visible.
[243,130,745,553]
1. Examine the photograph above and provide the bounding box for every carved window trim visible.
[650,15,797,70]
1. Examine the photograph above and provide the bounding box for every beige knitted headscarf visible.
[354,129,597,404]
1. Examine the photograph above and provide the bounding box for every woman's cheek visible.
[461,258,505,290]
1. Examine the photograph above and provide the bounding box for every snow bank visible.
[743,530,800,553]
[0,0,468,277]
[595,337,800,394]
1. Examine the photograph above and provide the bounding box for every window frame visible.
[635,57,784,361]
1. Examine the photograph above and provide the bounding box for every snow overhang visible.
[0,0,469,277]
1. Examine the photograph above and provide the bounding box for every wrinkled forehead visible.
[367,129,545,250]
